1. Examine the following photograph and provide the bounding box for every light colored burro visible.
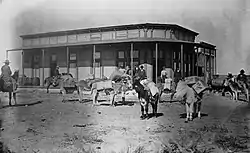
[173,77,208,123]
[88,70,132,106]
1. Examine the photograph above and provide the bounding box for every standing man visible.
[118,65,126,74]
[0,59,16,92]
[236,69,248,89]
[160,66,167,83]
[125,65,132,76]
[174,68,182,84]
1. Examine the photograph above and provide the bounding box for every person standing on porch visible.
[174,68,182,84]
[54,66,60,77]
[125,65,132,76]
[160,66,167,83]
[118,65,126,74]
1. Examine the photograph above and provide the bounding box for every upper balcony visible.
[20,23,199,49]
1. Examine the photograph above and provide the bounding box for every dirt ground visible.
[0,88,250,153]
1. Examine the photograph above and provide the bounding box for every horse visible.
[0,70,19,106]
[172,80,203,123]
[132,76,160,120]
[44,73,73,93]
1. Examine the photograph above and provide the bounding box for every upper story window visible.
[133,50,139,58]
[118,51,125,59]
[95,51,101,60]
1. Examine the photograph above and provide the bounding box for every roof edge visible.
[20,22,199,39]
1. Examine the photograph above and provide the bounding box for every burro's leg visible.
[61,87,67,102]
[8,92,12,106]
[109,91,116,107]
[121,91,125,104]
[189,102,194,121]
[92,89,98,106]
[185,103,189,123]
[197,100,202,119]
[78,86,83,102]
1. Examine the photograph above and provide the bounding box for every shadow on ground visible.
[0,100,43,109]
[179,113,208,119]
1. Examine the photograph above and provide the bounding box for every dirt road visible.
[0,89,249,153]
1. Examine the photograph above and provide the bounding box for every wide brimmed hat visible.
[3,59,10,63]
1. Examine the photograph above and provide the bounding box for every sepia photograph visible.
[0,0,250,152]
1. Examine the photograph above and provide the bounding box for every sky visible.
[0,0,249,74]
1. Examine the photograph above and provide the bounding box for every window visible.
[51,54,57,62]
[70,53,76,61]
[133,50,139,58]
[174,62,176,70]
[118,51,124,59]
[118,62,124,67]
[173,51,176,59]
[94,62,100,67]
[153,50,163,58]
[95,51,101,59]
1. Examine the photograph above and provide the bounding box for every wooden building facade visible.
[7,23,216,86]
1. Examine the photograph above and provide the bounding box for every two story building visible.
[7,23,217,86]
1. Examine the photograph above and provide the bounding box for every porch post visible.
[215,49,217,74]
[196,47,199,76]
[155,43,158,84]
[203,48,206,82]
[209,49,212,80]
[130,43,134,82]
[93,45,96,78]
[180,44,184,78]
[22,50,25,86]
[42,49,45,86]
[192,47,195,75]
[66,46,69,74]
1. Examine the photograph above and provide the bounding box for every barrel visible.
[32,77,40,86]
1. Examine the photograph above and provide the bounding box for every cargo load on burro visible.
[172,76,209,123]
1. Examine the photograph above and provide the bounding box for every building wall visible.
[22,41,206,85]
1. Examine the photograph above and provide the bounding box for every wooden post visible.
[204,48,206,82]
[192,48,195,75]
[66,46,69,74]
[130,43,134,82]
[22,50,25,86]
[180,44,184,78]
[214,49,217,74]
[196,47,199,76]
[93,45,96,78]
[155,43,158,84]
[209,49,212,79]
[42,49,45,86]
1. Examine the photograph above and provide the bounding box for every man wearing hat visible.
[236,69,248,89]
[54,66,60,76]
[0,59,15,90]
